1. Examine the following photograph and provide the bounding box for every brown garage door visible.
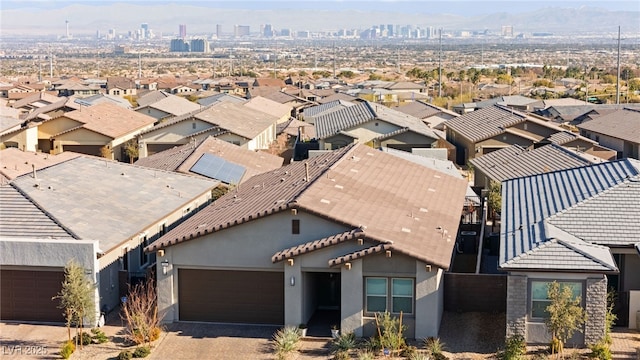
[62,145,103,157]
[0,269,65,322]
[178,269,284,325]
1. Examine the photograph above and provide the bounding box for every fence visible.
[443,273,507,312]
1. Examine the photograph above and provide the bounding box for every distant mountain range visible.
[1,3,638,37]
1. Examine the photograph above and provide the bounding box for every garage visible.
[61,144,103,157]
[0,269,65,322]
[178,269,284,325]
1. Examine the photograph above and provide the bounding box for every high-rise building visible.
[170,39,189,52]
[141,23,149,39]
[179,24,187,40]
[234,25,250,38]
[387,24,394,37]
[501,25,514,37]
[216,24,222,38]
[190,39,210,53]
[264,24,274,37]
[107,29,116,40]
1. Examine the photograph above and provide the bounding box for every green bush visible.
[272,325,301,360]
[60,340,75,359]
[331,332,356,353]
[356,350,376,360]
[408,352,430,360]
[91,327,109,344]
[73,332,92,346]
[401,345,418,358]
[333,350,349,360]
[133,346,151,358]
[589,340,612,360]
[362,336,381,353]
[499,334,526,360]
[375,312,406,355]
[118,350,133,360]
[424,337,446,356]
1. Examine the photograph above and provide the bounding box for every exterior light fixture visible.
[161,260,169,275]
[290,276,295,286]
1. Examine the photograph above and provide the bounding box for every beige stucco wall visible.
[1,126,38,152]
[37,117,82,139]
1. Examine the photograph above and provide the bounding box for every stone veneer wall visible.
[584,276,607,345]
[506,275,527,338]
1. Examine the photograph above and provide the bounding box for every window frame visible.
[364,277,414,315]
[529,279,584,320]
[291,219,300,235]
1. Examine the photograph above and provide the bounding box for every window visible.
[192,122,196,129]
[291,219,300,234]
[365,277,414,314]
[139,235,149,266]
[531,281,582,318]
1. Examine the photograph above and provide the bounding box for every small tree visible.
[53,260,96,349]
[123,139,139,164]
[121,279,160,347]
[545,281,586,358]
[487,180,502,223]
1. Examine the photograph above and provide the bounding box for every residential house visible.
[317,92,359,104]
[314,101,440,152]
[146,144,469,339]
[0,117,27,150]
[469,144,595,190]
[252,78,286,89]
[135,94,202,123]
[452,95,541,115]
[36,102,155,161]
[302,100,356,125]
[197,93,246,107]
[10,92,62,115]
[443,104,616,165]
[74,94,133,109]
[0,151,218,323]
[246,87,310,117]
[170,84,198,95]
[135,136,283,185]
[243,96,293,125]
[577,108,640,160]
[500,159,640,345]
[106,77,137,97]
[55,81,101,98]
[392,101,458,130]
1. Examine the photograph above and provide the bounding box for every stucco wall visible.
[623,254,640,291]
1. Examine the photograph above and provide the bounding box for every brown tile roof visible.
[253,78,286,88]
[577,108,640,144]
[243,96,292,120]
[317,93,359,104]
[0,148,83,180]
[328,243,392,267]
[64,102,155,139]
[148,144,468,269]
[10,92,60,109]
[272,228,365,263]
[194,102,278,140]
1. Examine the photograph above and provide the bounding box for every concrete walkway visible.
[610,327,640,360]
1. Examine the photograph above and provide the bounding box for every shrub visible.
[149,326,162,342]
[362,336,381,353]
[375,311,406,356]
[356,350,376,360]
[589,340,612,360]
[73,332,92,346]
[91,327,109,344]
[60,340,75,359]
[133,346,151,358]
[272,325,301,360]
[408,352,430,360]
[424,337,446,356]
[499,334,526,360]
[333,350,350,360]
[331,332,356,353]
[401,345,418,358]
[118,350,133,360]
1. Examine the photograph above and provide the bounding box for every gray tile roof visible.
[499,159,640,272]
[0,184,75,239]
[303,100,355,118]
[577,108,640,144]
[148,144,469,270]
[314,101,438,140]
[547,176,640,247]
[194,102,278,140]
[392,101,442,119]
[197,93,246,107]
[443,105,527,143]
[469,144,592,183]
[11,156,218,252]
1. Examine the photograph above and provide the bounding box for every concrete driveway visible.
[150,322,331,360]
[0,322,68,359]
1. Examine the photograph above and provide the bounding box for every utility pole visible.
[333,41,336,79]
[138,53,142,79]
[616,26,621,105]
[438,28,443,98]
[273,42,277,79]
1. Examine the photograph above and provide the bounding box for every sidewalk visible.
[610,327,640,360]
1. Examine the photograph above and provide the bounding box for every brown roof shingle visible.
[64,102,155,139]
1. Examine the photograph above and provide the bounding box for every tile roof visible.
[243,96,292,120]
[278,118,316,139]
[24,97,81,121]
[271,228,365,263]
[443,104,527,143]
[328,243,392,267]
[136,90,171,108]
[317,93,359,104]
[547,176,640,247]
[11,156,218,253]
[74,94,132,109]
[64,102,156,139]
[577,108,640,144]
[303,100,355,119]
[0,184,75,239]
[314,101,438,140]
[470,144,592,183]
[194,102,278,140]
[0,148,82,180]
[10,92,60,110]
[148,144,469,269]
[392,101,443,119]
[499,159,640,272]
[141,94,201,116]
[197,93,246,107]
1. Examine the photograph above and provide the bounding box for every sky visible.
[1,0,638,14]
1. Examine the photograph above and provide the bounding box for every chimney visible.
[32,164,37,179]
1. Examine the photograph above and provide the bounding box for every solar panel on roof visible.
[190,153,246,184]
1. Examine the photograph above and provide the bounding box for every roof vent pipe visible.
[32,164,36,179]
[305,162,309,182]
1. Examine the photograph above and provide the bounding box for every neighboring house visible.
[252,78,286,89]
[10,92,61,115]
[246,88,310,117]
[36,102,155,161]
[443,104,615,165]
[0,117,27,150]
[135,136,283,185]
[74,94,133,109]
[0,152,218,323]
[314,101,440,152]
[170,85,198,95]
[577,108,640,160]
[392,100,458,129]
[243,96,292,125]
[500,159,640,345]
[0,148,81,180]
[136,90,171,108]
[302,100,356,125]
[146,144,469,339]
[135,94,202,123]
[317,92,359,104]
[106,76,137,97]
[469,144,594,190]
[197,93,246,107]
[452,95,541,115]
[55,82,101,98]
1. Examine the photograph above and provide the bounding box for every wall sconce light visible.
[290,276,295,286]
[357,238,363,245]
[288,258,295,267]
[161,260,169,275]
[386,250,392,258]
[158,249,165,257]
[345,262,352,270]
[426,265,432,272]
